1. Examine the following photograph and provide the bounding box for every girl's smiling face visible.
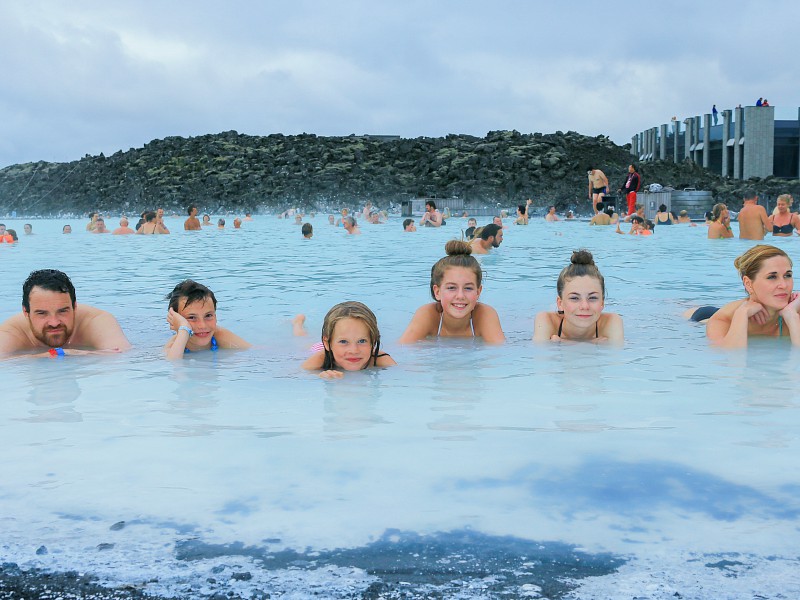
[180,297,217,348]
[324,317,373,371]
[556,276,604,332]
[433,267,481,320]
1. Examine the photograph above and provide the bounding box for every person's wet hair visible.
[23,269,76,312]
[143,211,157,223]
[187,205,197,215]
[301,223,313,236]
[320,301,382,370]
[479,223,502,240]
[556,250,605,300]
[426,200,436,210]
[429,240,482,301]
[166,280,217,313]
[659,204,667,212]
[711,203,727,222]
[402,218,414,229]
[733,245,791,290]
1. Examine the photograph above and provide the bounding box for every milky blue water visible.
[1,215,799,599]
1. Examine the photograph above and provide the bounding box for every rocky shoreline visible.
[0,562,158,600]
[2,129,799,217]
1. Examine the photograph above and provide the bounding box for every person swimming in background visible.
[616,216,651,235]
[515,204,529,225]
[137,211,168,234]
[694,245,800,348]
[533,249,624,343]
[335,208,349,227]
[707,203,733,238]
[302,223,313,238]
[653,204,675,226]
[86,212,98,232]
[164,280,251,360]
[202,214,212,226]
[297,302,396,379]
[399,240,505,344]
[464,217,477,239]
[768,194,800,237]
[589,202,612,226]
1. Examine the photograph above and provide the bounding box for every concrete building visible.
[631,106,800,180]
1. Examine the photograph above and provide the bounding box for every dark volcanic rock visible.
[2,130,798,216]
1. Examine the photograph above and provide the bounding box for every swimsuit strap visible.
[438,306,476,337]
[184,335,218,353]
[779,316,783,336]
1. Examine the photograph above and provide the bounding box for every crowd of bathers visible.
[2,214,798,375]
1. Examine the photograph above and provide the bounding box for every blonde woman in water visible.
[704,244,800,347]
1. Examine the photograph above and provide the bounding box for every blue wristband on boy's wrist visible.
[178,326,194,337]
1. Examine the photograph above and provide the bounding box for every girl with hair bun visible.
[534,249,623,343]
[399,240,505,344]
[703,244,800,347]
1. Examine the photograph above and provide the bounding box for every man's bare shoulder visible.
[73,304,132,351]
[0,313,34,353]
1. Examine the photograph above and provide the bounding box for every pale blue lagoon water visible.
[1,216,799,598]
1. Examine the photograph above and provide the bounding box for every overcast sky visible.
[1,1,797,168]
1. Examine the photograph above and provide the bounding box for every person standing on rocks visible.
[618,164,640,217]
[737,190,769,240]
[587,167,609,214]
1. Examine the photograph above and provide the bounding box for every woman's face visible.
[777,199,789,214]
[433,267,481,320]
[180,297,217,348]
[744,256,793,310]
[324,317,372,371]
[557,276,604,329]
